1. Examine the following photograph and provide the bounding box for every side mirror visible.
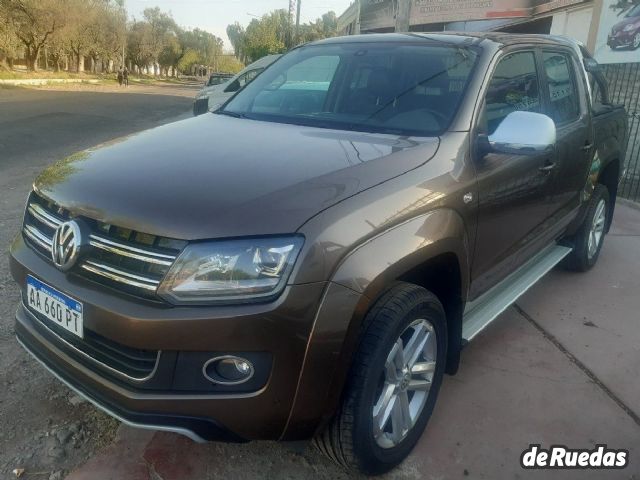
[488,111,556,154]
[224,79,241,93]
[583,57,601,74]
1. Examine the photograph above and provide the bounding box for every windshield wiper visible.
[215,110,249,119]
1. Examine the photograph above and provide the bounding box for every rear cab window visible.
[541,51,580,125]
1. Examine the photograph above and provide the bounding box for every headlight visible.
[623,24,635,32]
[158,236,303,305]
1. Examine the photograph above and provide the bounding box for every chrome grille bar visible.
[89,235,176,266]
[81,260,160,291]
[24,224,53,251]
[23,197,178,298]
[28,203,63,229]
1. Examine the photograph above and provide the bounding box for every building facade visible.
[337,0,640,64]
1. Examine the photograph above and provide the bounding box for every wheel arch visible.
[281,209,470,440]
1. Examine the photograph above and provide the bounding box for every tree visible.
[1,0,66,71]
[226,22,245,61]
[176,47,198,73]
[242,10,288,63]
[158,30,183,75]
[298,11,338,43]
[86,1,126,73]
[126,20,153,72]
[225,9,338,64]
[142,7,177,75]
[0,3,21,69]
[66,0,98,72]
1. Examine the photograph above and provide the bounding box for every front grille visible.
[26,300,159,380]
[23,192,186,300]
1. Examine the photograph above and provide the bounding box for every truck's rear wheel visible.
[315,283,446,475]
[563,184,609,272]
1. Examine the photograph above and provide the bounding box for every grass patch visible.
[0,70,108,80]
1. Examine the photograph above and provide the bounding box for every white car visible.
[193,54,282,116]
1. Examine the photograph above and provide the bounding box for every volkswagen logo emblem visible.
[51,220,83,271]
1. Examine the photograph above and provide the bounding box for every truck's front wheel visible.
[315,283,447,475]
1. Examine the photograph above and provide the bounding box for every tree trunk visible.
[26,45,40,71]
[75,51,84,73]
[27,54,38,71]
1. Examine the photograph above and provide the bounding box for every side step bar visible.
[462,244,572,342]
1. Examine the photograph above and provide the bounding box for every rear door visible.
[470,49,557,297]
[538,49,593,229]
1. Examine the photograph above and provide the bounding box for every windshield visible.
[626,4,640,17]
[208,75,231,86]
[220,42,478,136]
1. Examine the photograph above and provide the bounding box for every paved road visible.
[0,84,196,478]
[1,84,639,480]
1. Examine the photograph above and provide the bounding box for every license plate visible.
[27,275,83,338]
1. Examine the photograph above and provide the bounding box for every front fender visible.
[331,208,470,300]
[282,209,470,440]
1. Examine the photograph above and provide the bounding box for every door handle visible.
[539,162,556,173]
[581,142,594,151]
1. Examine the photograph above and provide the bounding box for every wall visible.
[550,6,594,44]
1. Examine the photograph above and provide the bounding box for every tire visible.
[315,282,447,475]
[563,184,609,272]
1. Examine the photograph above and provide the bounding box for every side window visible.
[482,51,541,135]
[237,71,251,88]
[542,52,580,124]
[243,68,262,86]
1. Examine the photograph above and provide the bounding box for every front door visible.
[470,49,557,298]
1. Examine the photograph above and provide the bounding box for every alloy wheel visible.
[372,319,437,449]
[587,198,606,259]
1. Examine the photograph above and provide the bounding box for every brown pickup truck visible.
[10,33,628,474]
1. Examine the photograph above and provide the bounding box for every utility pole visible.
[395,0,411,32]
[288,0,295,48]
[295,0,301,45]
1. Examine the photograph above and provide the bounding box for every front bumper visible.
[16,319,239,442]
[10,235,328,440]
[608,31,637,47]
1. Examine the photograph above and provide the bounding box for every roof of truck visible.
[310,32,583,50]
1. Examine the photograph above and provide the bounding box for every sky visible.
[125,0,353,51]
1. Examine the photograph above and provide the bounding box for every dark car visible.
[607,3,640,49]
[10,33,627,474]
[205,72,233,86]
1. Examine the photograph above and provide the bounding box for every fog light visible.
[203,356,254,385]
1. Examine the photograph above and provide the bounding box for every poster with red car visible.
[594,0,640,63]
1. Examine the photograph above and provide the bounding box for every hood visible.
[612,15,640,32]
[34,114,439,240]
